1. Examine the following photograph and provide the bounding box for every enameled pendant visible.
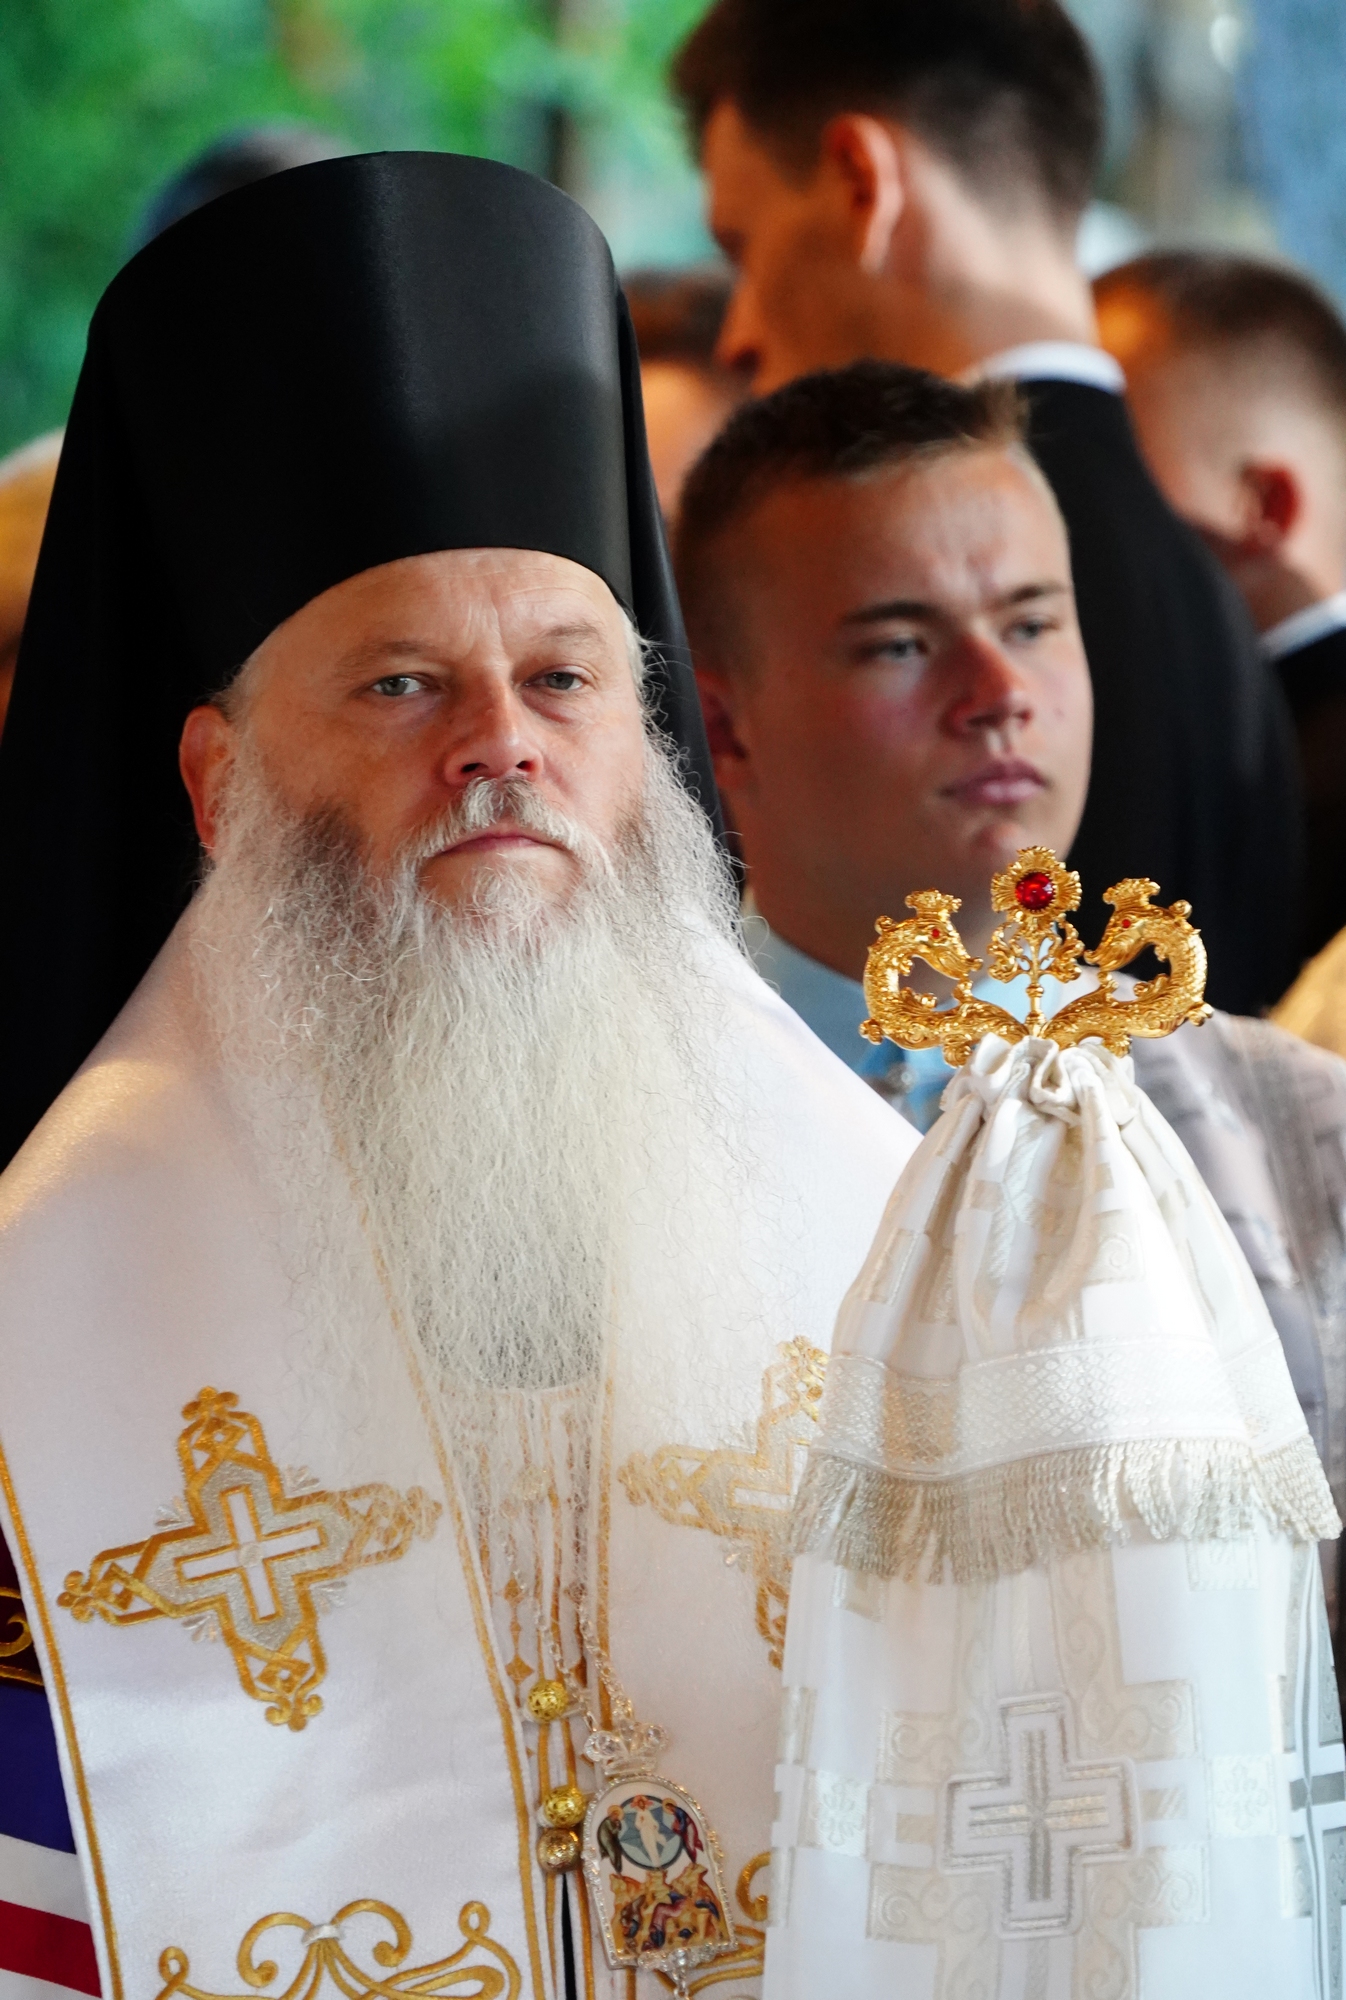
[582,1772,735,1986]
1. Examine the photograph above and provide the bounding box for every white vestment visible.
[767,1035,1343,2000]
[0,918,914,2000]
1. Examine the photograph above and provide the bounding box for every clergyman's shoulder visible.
[0,926,218,1230]
[711,936,919,1177]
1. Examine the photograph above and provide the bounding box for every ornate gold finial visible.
[861,844,1212,1066]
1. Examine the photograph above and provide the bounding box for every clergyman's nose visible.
[448,686,540,784]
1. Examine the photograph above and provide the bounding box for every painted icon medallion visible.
[582,1775,735,1978]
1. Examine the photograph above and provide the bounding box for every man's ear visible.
[179,703,236,854]
[821,113,905,276]
[1236,461,1301,554]
[695,668,754,802]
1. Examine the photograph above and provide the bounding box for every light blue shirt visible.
[744,910,1075,1133]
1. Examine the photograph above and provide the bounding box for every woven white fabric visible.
[769,1034,1346,1997]
[794,1035,1337,1584]
[766,1535,1346,1998]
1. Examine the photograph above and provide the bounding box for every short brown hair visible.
[1096,252,1346,424]
[671,0,1102,229]
[674,359,1024,666]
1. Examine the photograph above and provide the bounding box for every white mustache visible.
[396,776,614,879]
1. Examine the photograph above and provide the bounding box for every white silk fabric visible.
[0,920,915,2000]
[767,1035,1345,1998]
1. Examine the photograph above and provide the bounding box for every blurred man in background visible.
[671,0,1304,1014]
[623,267,747,518]
[1098,253,1346,961]
[678,359,1346,1644]
[0,433,59,740]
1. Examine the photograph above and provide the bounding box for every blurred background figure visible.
[131,125,350,248]
[1276,929,1346,1062]
[623,266,746,518]
[2,0,1343,474]
[0,433,60,741]
[1097,253,1346,960]
[669,0,1302,1016]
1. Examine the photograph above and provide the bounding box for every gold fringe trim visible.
[792,1435,1340,1587]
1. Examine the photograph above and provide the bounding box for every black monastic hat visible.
[0,151,720,1169]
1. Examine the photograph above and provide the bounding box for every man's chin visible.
[417,847,580,916]
[964,812,1074,868]
[918,818,1071,914]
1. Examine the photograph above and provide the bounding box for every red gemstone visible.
[1014,871,1054,912]
[930,928,941,939]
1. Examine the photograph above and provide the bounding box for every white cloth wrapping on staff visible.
[767,1034,1345,1999]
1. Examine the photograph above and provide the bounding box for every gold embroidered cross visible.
[59,1388,440,1730]
[618,1339,825,1668]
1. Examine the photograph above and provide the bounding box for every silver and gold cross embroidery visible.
[60,1387,439,1729]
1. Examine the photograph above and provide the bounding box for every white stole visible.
[0,923,913,2000]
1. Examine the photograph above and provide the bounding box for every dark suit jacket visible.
[1278,620,1346,963]
[1022,379,1304,1015]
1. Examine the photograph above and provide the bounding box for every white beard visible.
[188,730,762,1634]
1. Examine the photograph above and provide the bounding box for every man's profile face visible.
[181,547,648,908]
[698,447,1093,973]
[703,101,871,395]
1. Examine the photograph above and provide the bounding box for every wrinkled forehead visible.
[262,548,632,664]
[223,548,644,728]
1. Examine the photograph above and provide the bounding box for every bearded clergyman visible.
[0,156,915,2000]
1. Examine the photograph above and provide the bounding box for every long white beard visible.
[189,730,756,1651]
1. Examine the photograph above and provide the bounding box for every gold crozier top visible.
[860,846,1211,1068]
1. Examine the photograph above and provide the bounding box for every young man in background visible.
[1098,252,1346,960]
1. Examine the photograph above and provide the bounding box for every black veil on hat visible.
[0,151,720,1170]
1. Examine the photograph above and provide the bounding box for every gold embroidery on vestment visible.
[618,1338,825,1668]
[58,1388,440,1730]
[736,1852,770,1926]
[0,1584,42,1687]
[380,1339,549,2000]
[154,1900,520,2000]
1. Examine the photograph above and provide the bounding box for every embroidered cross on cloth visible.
[766,1029,1344,1999]
[58,1388,440,1730]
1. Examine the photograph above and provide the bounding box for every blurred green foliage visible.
[0,0,709,456]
